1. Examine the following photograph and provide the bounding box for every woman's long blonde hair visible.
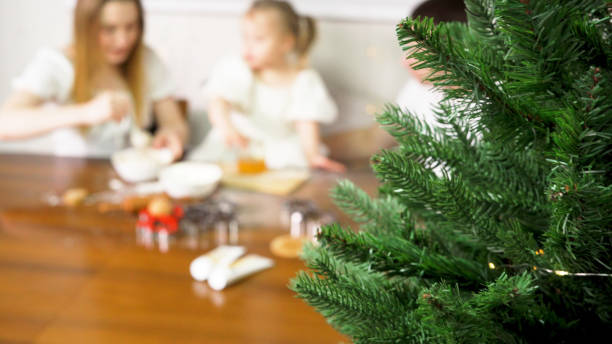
[72,0,145,125]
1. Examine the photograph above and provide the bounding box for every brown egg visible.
[62,188,89,207]
[147,196,173,216]
[121,196,153,213]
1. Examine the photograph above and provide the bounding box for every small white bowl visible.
[111,147,173,183]
[159,162,222,199]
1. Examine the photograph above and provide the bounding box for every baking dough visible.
[269,234,308,258]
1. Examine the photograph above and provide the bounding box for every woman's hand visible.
[0,90,132,140]
[152,128,184,161]
[84,91,131,126]
[152,98,189,161]
[309,154,346,173]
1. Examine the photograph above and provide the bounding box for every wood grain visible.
[0,154,377,343]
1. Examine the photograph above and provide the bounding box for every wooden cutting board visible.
[220,165,310,196]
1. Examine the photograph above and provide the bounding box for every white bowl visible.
[159,162,222,199]
[111,147,173,183]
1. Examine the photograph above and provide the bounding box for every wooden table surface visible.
[0,154,378,344]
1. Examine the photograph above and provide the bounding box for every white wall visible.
[0,0,413,151]
[0,1,72,103]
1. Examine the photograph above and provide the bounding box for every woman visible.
[0,0,187,159]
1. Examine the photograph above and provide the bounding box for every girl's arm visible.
[295,120,346,172]
[0,90,130,141]
[208,97,248,148]
[151,98,189,161]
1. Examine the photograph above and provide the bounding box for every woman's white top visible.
[188,56,338,169]
[2,46,175,157]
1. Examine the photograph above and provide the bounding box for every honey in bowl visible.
[237,157,267,174]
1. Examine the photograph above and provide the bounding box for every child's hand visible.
[221,125,249,149]
[152,128,184,161]
[84,91,131,125]
[309,155,346,173]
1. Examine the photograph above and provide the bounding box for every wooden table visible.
[0,154,378,343]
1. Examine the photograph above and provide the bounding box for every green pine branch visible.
[316,224,491,287]
[331,179,410,238]
[293,0,612,341]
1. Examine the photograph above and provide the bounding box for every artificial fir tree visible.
[291,0,612,342]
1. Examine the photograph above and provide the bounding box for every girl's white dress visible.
[1,46,174,157]
[188,56,338,169]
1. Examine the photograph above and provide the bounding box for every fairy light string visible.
[487,249,612,278]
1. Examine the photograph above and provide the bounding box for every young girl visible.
[189,0,345,172]
[396,0,467,128]
[0,0,188,159]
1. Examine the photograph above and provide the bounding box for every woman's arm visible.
[208,97,248,148]
[295,120,346,172]
[151,97,189,160]
[0,90,130,140]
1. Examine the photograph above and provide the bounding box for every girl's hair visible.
[72,0,146,125]
[248,0,317,57]
[411,0,467,24]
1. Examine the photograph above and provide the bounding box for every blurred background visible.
[0,0,423,154]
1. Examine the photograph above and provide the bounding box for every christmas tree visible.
[290,0,612,342]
